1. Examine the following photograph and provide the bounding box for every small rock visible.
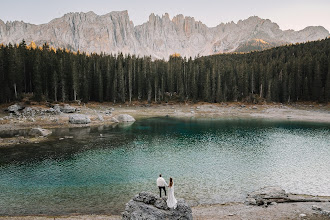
[69,114,91,124]
[191,111,195,114]
[27,117,35,122]
[299,214,307,218]
[60,104,76,113]
[8,104,24,112]
[97,114,104,122]
[59,138,64,140]
[312,205,322,211]
[29,128,52,137]
[110,117,120,123]
[252,106,258,110]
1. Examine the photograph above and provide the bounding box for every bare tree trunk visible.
[13,83,17,99]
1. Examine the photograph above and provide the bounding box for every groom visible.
[157,174,168,197]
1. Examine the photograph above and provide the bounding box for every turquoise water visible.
[0,117,330,215]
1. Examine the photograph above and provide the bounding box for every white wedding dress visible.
[167,183,177,209]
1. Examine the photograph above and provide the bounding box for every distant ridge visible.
[0,11,329,59]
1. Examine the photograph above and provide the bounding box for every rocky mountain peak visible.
[0,11,329,59]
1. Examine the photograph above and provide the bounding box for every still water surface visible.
[0,118,329,215]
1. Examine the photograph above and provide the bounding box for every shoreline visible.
[1,102,329,147]
[1,102,330,219]
[1,194,330,220]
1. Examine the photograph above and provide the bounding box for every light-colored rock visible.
[246,187,288,206]
[7,104,24,112]
[110,117,120,123]
[60,104,76,113]
[29,128,52,137]
[122,192,192,220]
[0,12,328,59]
[299,213,307,218]
[113,114,135,123]
[97,114,104,122]
[69,114,91,124]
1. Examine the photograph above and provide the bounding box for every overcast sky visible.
[1,0,329,31]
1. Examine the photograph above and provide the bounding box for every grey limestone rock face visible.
[29,128,52,137]
[69,114,91,124]
[122,192,192,220]
[0,12,328,59]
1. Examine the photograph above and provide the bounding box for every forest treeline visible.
[0,38,330,104]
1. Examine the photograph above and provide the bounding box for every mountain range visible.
[0,11,329,59]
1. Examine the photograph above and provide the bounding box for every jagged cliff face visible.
[0,11,329,59]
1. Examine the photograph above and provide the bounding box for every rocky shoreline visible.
[1,102,329,147]
[1,187,330,219]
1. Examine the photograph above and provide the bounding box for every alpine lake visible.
[0,117,329,216]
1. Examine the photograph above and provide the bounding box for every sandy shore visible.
[1,200,330,220]
[1,102,329,130]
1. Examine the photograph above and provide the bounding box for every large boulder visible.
[60,104,76,113]
[69,114,91,124]
[245,186,289,206]
[113,114,136,123]
[29,128,52,137]
[122,192,192,220]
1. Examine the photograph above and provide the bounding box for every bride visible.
[167,177,177,209]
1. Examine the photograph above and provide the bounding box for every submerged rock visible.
[69,114,91,124]
[114,114,136,123]
[29,128,52,137]
[122,192,192,220]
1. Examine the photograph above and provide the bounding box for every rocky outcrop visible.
[0,12,328,59]
[68,114,91,124]
[246,187,330,206]
[113,114,135,122]
[29,128,52,137]
[245,186,288,206]
[122,192,192,220]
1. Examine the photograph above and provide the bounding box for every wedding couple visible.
[156,174,177,209]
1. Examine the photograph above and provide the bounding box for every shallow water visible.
[0,117,329,215]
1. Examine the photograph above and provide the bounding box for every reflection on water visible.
[0,118,330,215]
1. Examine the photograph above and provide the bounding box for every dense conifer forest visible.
[0,38,329,104]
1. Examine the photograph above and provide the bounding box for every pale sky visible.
[0,0,329,31]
